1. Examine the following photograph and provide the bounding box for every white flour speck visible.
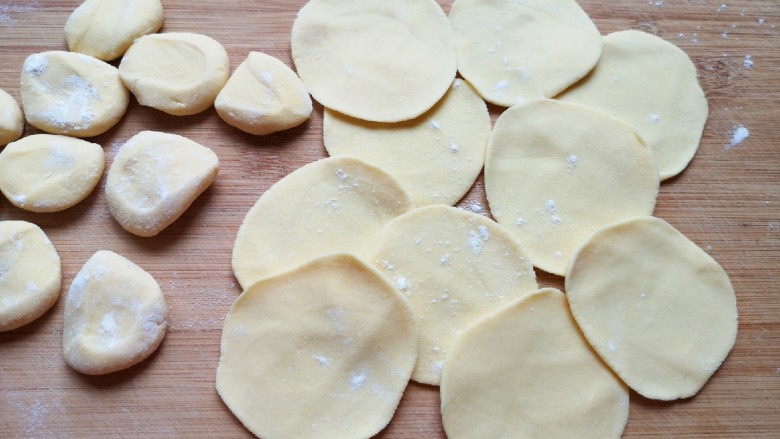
[26,281,38,294]
[566,155,578,173]
[649,114,661,124]
[768,221,779,231]
[260,71,273,83]
[312,354,331,368]
[726,125,750,149]
[429,120,441,130]
[494,80,509,92]
[381,261,395,271]
[554,251,563,260]
[467,226,490,255]
[24,53,47,76]
[743,55,753,69]
[459,200,485,215]
[448,140,459,153]
[395,276,411,292]
[350,370,367,389]
[545,199,557,215]
[440,253,451,266]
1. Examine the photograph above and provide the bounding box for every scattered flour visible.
[394,276,411,292]
[566,155,578,173]
[743,55,753,69]
[312,354,332,368]
[459,200,485,215]
[467,225,490,255]
[0,3,39,25]
[350,369,367,389]
[725,125,750,149]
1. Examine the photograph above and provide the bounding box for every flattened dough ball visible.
[324,79,490,207]
[217,254,417,439]
[119,33,229,116]
[449,0,602,107]
[440,289,629,439]
[20,51,129,137]
[557,30,708,180]
[106,131,219,237]
[215,51,312,135]
[0,134,104,212]
[291,0,457,122]
[565,217,738,400]
[0,221,61,332]
[485,99,659,275]
[63,250,167,375]
[232,156,412,289]
[65,0,164,61]
[373,205,537,385]
[0,88,24,146]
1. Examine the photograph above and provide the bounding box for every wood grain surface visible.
[1,0,778,437]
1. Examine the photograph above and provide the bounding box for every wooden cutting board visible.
[1,0,778,437]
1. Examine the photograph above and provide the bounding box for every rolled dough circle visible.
[485,99,659,276]
[440,288,629,439]
[63,250,168,375]
[0,88,24,146]
[20,51,129,137]
[372,205,538,385]
[324,78,490,207]
[217,254,417,439]
[291,0,457,122]
[0,221,61,332]
[118,32,230,116]
[565,216,738,400]
[557,30,708,180]
[449,0,602,107]
[232,156,412,289]
[0,134,104,212]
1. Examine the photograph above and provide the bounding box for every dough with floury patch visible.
[105,131,219,237]
[0,221,61,332]
[0,134,104,212]
[217,254,417,439]
[65,0,164,61]
[215,51,312,135]
[0,88,24,146]
[20,51,129,137]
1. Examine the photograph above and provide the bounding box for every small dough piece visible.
[65,0,164,61]
[105,131,219,237]
[215,51,312,135]
[291,0,457,122]
[485,99,659,275]
[565,217,739,400]
[0,221,61,332]
[217,254,417,439]
[20,51,129,137]
[63,250,167,375]
[440,288,629,439]
[557,30,708,180]
[119,32,230,116]
[0,134,104,212]
[232,157,412,289]
[449,0,602,107]
[324,79,490,207]
[373,205,537,385]
[0,88,24,146]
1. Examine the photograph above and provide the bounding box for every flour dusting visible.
[726,125,750,149]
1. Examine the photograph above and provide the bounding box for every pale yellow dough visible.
[0,134,104,212]
[449,0,602,107]
[65,0,164,61]
[20,51,129,137]
[215,51,312,136]
[441,288,629,439]
[105,131,219,237]
[565,217,738,400]
[291,0,457,122]
[557,30,708,180]
[324,79,490,207]
[63,250,167,375]
[0,88,24,146]
[119,32,230,116]
[232,156,412,289]
[217,254,417,439]
[0,221,61,332]
[373,205,537,385]
[485,99,659,276]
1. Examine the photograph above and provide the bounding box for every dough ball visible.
[324,78,490,207]
[215,51,312,136]
[118,32,230,116]
[217,254,417,439]
[0,88,24,146]
[566,217,738,400]
[63,250,167,375]
[65,0,164,61]
[20,51,129,137]
[449,0,602,107]
[291,0,457,122]
[105,130,219,237]
[372,205,538,385]
[440,288,629,439]
[0,134,104,212]
[0,221,61,332]
[232,157,412,289]
[485,99,659,276]
[557,30,708,180]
